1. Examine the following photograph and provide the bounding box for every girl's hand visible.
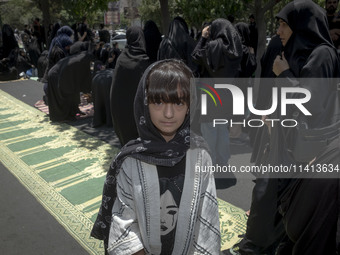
[273,52,289,76]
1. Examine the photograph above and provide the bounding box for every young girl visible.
[91,59,221,254]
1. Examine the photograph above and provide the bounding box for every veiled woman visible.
[47,41,93,122]
[143,20,162,63]
[192,18,243,78]
[2,24,18,59]
[272,1,340,254]
[41,26,74,105]
[271,0,340,164]
[234,22,257,78]
[232,1,340,254]
[110,26,150,146]
[157,17,197,72]
[191,18,243,187]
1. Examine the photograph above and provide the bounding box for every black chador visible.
[110,26,150,146]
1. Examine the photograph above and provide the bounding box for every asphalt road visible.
[0,80,90,255]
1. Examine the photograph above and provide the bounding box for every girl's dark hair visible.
[146,60,192,106]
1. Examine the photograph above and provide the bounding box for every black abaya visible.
[191,18,243,78]
[143,20,162,63]
[157,17,197,72]
[110,26,150,146]
[2,24,18,59]
[272,3,340,253]
[280,137,340,255]
[37,50,48,79]
[235,22,257,78]
[238,2,340,254]
[191,18,243,121]
[274,1,340,159]
[47,51,93,122]
[92,69,114,127]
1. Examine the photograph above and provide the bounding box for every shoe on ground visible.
[221,241,241,255]
[221,246,241,255]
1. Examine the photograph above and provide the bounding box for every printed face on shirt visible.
[277,19,293,47]
[149,98,188,143]
[160,190,179,236]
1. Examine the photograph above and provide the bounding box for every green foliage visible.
[62,0,113,24]
[139,0,161,26]
[139,0,177,31]
[175,0,251,28]
[57,10,77,26]
[1,0,328,34]
[0,0,41,29]
[0,0,114,29]
[119,12,131,29]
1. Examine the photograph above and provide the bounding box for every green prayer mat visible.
[0,89,246,254]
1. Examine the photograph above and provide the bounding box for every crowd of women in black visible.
[1,0,340,254]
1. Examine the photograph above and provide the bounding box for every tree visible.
[139,0,163,28]
[32,0,53,49]
[159,0,170,34]
[62,0,113,24]
[176,0,250,29]
[253,0,280,62]
[0,0,41,29]
[139,0,177,34]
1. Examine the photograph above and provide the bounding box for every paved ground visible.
[0,80,90,255]
[0,162,89,255]
[0,79,255,254]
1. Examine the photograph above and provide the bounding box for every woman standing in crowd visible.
[227,1,340,254]
[192,18,243,188]
[273,1,340,254]
[230,22,257,144]
[92,59,220,255]
[235,22,257,78]
[110,26,150,146]
[143,20,162,63]
[158,17,197,72]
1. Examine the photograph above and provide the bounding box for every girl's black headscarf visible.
[276,0,335,76]
[91,59,206,247]
[207,18,243,72]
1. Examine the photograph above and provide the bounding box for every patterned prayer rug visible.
[34,95,94,119]
[0,89,246,254]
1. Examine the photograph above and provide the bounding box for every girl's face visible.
[148,91,188,142]
[277,19,293,46]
